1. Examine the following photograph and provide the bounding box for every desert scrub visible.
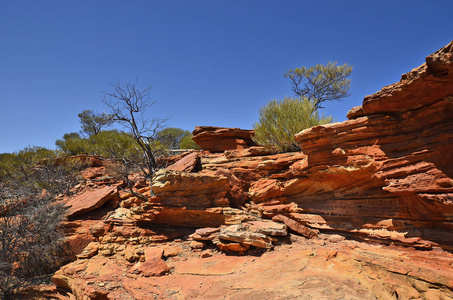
[253,97,332,152]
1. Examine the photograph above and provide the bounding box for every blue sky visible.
[1,0,452,153]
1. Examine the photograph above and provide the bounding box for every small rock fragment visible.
[272,214,318,239]
[190,240,206,249]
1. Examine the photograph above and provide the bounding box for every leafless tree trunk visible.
[103,80,168,180]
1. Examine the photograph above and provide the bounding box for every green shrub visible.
[157,127,200,150]
[90,130,138,158]
[253,97,333,152]
[0,146,80,199]
[157,127,187,149]
[55,130,142,159]
[179,135,201,150]
[55,132,90,155]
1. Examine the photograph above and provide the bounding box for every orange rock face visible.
[46,41,453,299]
[65,185,118,218]
[52,235,453,299]
[294,40,453,250]
[191,126,256,152]
[166,151,199,172]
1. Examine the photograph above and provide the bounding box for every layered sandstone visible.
[191,126,256,152]
[47,41,453,299]
[53,233,453,300]
[293,40,453,249]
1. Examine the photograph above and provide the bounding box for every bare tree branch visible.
[103,80,168,180]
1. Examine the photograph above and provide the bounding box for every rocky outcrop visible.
[52,233,453,300]
[166,151,199,172]
[151,169,230,208]
[65,185,118,218]
[191,126,256,152]
[48,41,453,299]
[293,40,453,250]
[189,221,288,251]
[348,40,453,118]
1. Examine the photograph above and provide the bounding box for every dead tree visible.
[103,80,168,179]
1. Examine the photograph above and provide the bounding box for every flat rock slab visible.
[65,186,117,218]
[131,258,170,277]
[144,247,164,260]
[52,237,453,299]
[219,224,274,249]
[166,152,199,172]
[174,255,252,276]
[273,214,318,239]
[243,220,288,236]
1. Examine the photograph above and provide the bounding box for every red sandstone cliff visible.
[48,41,453,299]
[294,40,453,249]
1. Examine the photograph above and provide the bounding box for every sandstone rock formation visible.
[47,41,453,299]
[65,185,118,218]
[294,40,453,250]
[52,232,453,299]
[165,151,199,172]
[191,126,256,152]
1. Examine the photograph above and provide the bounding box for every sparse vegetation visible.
[253,97,333,152]
[284,61,353,110]
[0,194,66,299]
[157,127,200,150]
[253,62,351,152]
[0,147,81,299]
[0,146,82,198]
[103,80,169,179]
[78,109,113,137]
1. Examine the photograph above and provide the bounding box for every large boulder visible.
[151,169,230,208]
[191,126,256,152]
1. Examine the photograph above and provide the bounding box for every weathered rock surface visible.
[293,41,453,250]
[45,42,453,299]
[52,235,453,299]
[348,40,453,118]
[192,126,256,152]
[65,185,118,218]
[218,224,275,249]
[273,214,318,239]
[166,151,199,172]
[151,169,230,207]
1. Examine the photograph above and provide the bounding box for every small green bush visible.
[90,130,139,158]
[0,146,81,199]
[253,97,333,152]
[179,135,201,150]
[157,127,200,150]
[55,132,90,155]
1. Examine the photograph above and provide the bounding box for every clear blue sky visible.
[1,0,452,153]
